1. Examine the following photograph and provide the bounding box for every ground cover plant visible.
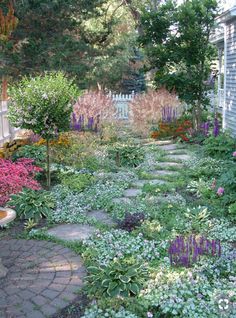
[2,119,236,318]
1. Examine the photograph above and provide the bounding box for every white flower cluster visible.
[83,229,160,266]
[81,306,138,318]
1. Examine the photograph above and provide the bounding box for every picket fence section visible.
[109,91,135,120]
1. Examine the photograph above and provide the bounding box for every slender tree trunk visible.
[46,139,51,190]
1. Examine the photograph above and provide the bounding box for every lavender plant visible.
[168,235,221,267]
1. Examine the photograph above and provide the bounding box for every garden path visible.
[121,142,191,200]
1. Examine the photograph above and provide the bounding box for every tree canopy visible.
[139,0,218,127]
[0,0,145,91]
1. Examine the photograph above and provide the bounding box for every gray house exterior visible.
[211,3,236,136]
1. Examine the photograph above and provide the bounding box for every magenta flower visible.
[233,151,236,157]
[217,187,224,196]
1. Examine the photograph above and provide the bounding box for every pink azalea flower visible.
[233,151,236,157]
[217,187,224,196]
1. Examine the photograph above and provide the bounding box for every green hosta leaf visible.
[101,279,110,287]
[107,286,120,297]
[87,266,102,274]
[119,275,131,283]
[129,283,140,295]
[120,290,129,297]
[126,268,138,276]
[108,281,118,290]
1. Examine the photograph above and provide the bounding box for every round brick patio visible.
[0,239,86,318]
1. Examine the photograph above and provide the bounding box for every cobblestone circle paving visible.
[0,239,86,318]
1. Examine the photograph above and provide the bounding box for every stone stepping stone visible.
[150,170,179,176]
[166,154,192,161]
[87,210,115,226]
[144,140,173,146]
[156,162,183,168]
[133,179,167,188]
[47,224,96,241]
[123,188,142,197]
[166,150,188,155]
[112,197,132,204]
[158,144,183,151]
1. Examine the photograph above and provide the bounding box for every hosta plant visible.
[86,259,148,298]
[108,143,145,167]
[9,189,55,221]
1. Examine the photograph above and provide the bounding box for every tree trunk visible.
[46,139,51,190]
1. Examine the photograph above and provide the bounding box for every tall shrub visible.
[8,72,78,189]
[129,88,180,136]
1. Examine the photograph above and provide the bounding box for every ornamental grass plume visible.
[129,88,181,137]
[168,235,221,267]
[0,158,42,206]
[73,90,116,132]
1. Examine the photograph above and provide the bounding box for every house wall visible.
[225,19,236,136]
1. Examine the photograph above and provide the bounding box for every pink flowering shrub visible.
[0,158,42,206]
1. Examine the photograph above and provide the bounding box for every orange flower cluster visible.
[151,120,192,142]
[35,133,71,147]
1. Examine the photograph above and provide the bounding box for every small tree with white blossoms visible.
[8,72,78,189]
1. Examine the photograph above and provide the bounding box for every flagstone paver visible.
[165,154,192,161]
[47,224,96,241]
[86,210,115,226]
[112,197,132,204]
[0,239,86,318]
[158,144,183,151]
[156,162,183,168]
[132,179,167,188]
[150,170,179,176]
[123,188,142,197]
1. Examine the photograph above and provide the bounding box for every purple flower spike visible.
[213,117,220,137]
[169,235,221,267]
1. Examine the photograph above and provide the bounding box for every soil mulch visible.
[51,293,90,318]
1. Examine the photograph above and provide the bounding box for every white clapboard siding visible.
[0,101,20,146]
[225,20,236,136]
[109,91,135,119]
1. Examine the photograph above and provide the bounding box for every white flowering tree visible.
[8,72,78,189]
